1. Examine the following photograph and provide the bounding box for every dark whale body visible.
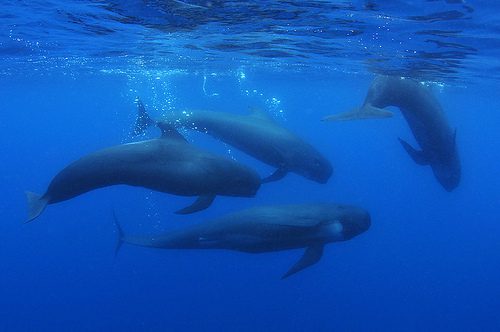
[116,203,370,279]
[324,75,460,191]
[25,125,261,222]
[135,101,332,184]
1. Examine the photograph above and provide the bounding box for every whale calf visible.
[323,75,461,191]
[26,124,261,222]
[134,100,333,184]
[115,203,370,279]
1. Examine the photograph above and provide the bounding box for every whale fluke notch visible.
[322,104,393,122]
[25,191,49,223]
[133,98,155,136]
[175,195,216,215]
[262,167,288,183]
[282,244,324,279]
[398,138,429,165]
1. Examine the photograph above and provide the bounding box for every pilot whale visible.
[134,100,332,184]
[323,75,461,191]
[25,124,261,222]
[115,203,370,279]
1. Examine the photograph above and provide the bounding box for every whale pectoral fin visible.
[322,105,393,122]
[132,98,155,136]
[25,191,49,223]
[281,244,324,279]
[398,138,429,165]
[175,195,216,215]
[262,167,288,184]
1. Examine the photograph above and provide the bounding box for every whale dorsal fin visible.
[282,244,324,279]
[157,122,188,142]
[133,98,155,136]
[322,104,393,121]
[398,138,429,165]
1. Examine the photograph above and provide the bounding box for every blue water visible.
[1,1,500,331]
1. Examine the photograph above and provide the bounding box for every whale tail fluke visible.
[133,98,155,136]
[112,210,124,258]
[112,211,171,251]
[322,104,393,122]
[25,191,48,223]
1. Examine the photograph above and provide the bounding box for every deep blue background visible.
[0,70,499,331]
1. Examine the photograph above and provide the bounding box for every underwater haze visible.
[1,1,500,331]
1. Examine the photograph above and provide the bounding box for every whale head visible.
[432,161,461,192]
[296,154,333,184]
[333,205,371,240]
[432,137,461,192]
[217,164,262,197]
[316,204,370,242]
